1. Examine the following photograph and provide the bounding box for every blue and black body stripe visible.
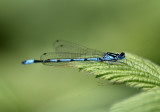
[22,58,102,65]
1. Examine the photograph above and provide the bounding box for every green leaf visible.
[70,53,160,90]
[69,53,160,112]
[109,88,160,112]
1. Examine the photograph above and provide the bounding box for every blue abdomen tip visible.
[22,60,34,65]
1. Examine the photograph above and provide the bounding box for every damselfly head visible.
[118,52,125,60]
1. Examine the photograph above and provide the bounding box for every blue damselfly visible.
[22,40,126,67]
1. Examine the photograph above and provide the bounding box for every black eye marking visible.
[56,40,59,42]
[120,52,125,57]
[60,44,63,47]
[43,53,47,55]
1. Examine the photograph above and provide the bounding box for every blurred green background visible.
[0,0,160,112]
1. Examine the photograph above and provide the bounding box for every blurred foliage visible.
[0,0,160,112]
[110,88,160,112]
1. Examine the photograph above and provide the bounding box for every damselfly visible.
[22,40,126,67]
